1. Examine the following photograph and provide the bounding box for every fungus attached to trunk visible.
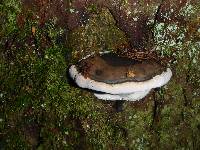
[69,52,172,111]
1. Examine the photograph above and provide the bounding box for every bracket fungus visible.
[69,52,172,111]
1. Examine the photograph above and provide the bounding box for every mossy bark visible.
[1,0,200,149]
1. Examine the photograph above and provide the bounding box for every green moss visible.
[68,8,128,61]
[0,0,21,36]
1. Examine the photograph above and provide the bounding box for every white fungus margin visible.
[94,90,151,101]
[69,65,172,95]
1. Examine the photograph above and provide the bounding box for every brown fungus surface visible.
[77,53,165,84]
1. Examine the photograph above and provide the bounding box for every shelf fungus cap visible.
[69,53,172,100]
